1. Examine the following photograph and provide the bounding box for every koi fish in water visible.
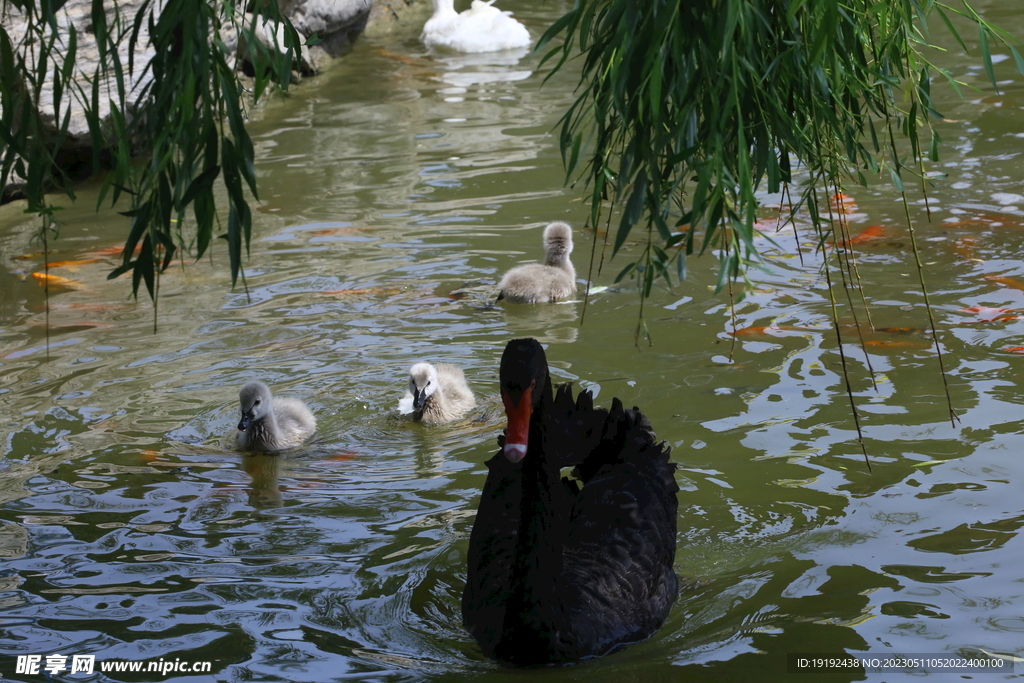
[830,192,859,215]
[84,244,143,258]
[828,225,885,248]
[952,236,979,261]
[984,275,1024,292]
[327,452,357,461]
[30,272,85,290]
[46,258,101,269]
[959,306,1024,324]
[862,339,930,349]
[961,306,1015,315]
[874,326,926,334]
[941,210,1024,230]
[28,321,112,334]
[374,48,425,66]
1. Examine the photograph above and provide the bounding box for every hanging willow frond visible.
[537,0,1021,299]
[0,0,304,311]
[537,0,1019,452]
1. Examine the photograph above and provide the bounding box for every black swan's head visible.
[499,338,548,463]
[238,381,273,431]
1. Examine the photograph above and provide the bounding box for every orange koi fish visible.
[31,272,84,290]
[328,452,357,461]
[961,315,1024,324]
[29,321,111,333]
[830,192,858,214]
[984,275,1024,292]
[959,306,1023,324]
[875,326,925,334]
[375,48,424,66]
[942,210,1022,230]
[46,258,101,269]
[139,449,163,463]
[84,246,124,257]
[85,244,143,258]
[962,306,1016,314]
[952,236,978,260]
[832,224,885,248]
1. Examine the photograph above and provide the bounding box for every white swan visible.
[421,0,531,53]
[497,222,576,303]
[235,381,316,452]
[399,362,476,423]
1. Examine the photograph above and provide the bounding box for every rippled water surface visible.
[3,1,1024,680]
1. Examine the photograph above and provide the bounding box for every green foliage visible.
[538,0,1022,301]
[0,0,305,308]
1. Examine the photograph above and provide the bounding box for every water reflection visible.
[432,47,533,93]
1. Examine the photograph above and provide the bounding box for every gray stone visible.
[283,0,372,38]
[281,0,373,61]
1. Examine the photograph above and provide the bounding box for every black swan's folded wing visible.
[561,399,679,652]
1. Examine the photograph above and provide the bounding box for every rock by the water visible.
[280,0,374,69]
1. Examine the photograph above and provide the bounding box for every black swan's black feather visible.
[463,339,679,664]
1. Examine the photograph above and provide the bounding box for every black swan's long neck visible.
[501,373,568,642]
[510,452,561,595]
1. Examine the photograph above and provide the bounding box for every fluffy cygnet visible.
[422,0,531,53]
[497,222,576,303]
[399,362,476,423]
[235,381,316,452]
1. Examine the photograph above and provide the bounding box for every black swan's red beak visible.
[501,383,533,463]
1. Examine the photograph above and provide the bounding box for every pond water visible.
[2,1,1024,681]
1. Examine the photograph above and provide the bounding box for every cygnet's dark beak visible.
[412,388,427,411]
[238,411,252,431]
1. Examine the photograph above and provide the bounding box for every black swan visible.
[462,338,679,664]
